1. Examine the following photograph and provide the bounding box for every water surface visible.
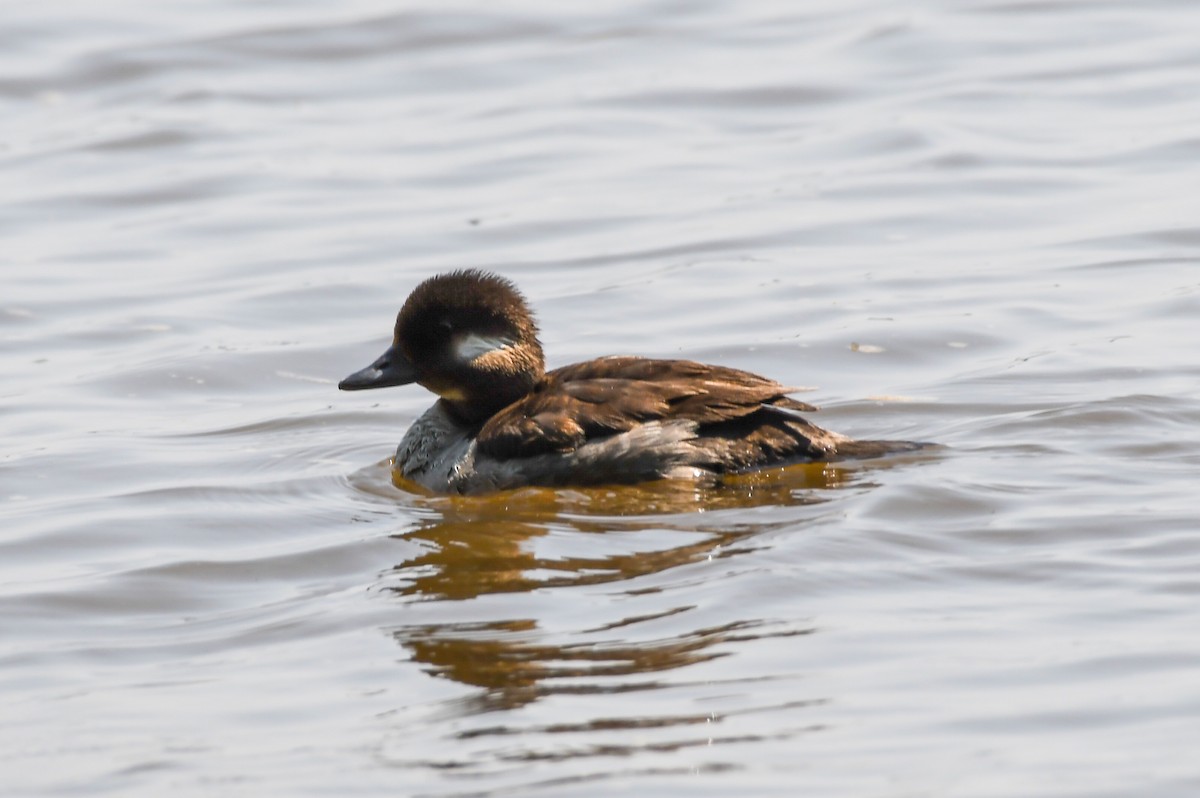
[4,1,1200,796]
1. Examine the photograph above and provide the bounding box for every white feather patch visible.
[454,332,515,362]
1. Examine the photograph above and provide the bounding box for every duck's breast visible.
[394,403,475,492]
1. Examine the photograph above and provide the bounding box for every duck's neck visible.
[439,371,543,427]
[432,338,546,425]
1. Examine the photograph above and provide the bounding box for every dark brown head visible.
[339,270,545,423]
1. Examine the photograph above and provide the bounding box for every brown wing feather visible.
[477,356,821,462]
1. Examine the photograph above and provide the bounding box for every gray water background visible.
[3,1,1199,796]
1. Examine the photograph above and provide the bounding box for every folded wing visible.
[476,357,838,470]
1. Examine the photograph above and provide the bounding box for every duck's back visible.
[477,356,847,474]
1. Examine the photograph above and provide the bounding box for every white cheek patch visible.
[454,332,515,363]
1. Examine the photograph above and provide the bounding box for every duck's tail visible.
[832,438,934,461]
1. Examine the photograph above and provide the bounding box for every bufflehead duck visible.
[340,270,923,494]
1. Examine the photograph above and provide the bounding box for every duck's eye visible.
[438,319,454,334]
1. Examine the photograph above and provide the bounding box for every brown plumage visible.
[339,270,929,494]
[477,356,835,470]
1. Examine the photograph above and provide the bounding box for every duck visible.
[339,269,924,494]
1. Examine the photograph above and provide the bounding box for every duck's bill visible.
[338,344,417,390]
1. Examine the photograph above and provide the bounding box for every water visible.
[4,1,1200,795]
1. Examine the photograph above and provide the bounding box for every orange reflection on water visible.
[385,460,853,601]
[395,617,813,712]
[390,459,854,517]
[378,462,851,709]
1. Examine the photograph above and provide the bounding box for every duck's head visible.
[339,269,545,423]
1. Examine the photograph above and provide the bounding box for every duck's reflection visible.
[398,617,814,714]
[385,462,852,600]
[381,462,852,711]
